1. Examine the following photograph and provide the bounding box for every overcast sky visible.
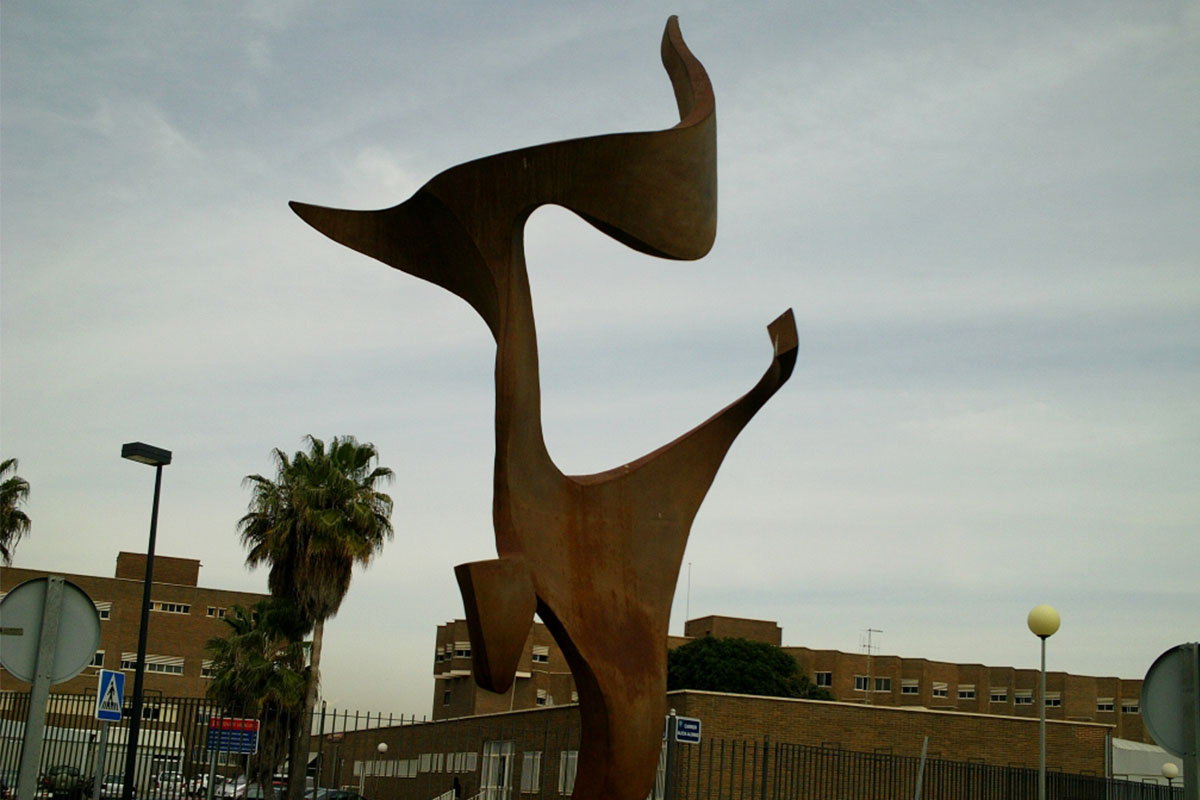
[2,1,1197,717]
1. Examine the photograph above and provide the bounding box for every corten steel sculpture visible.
[291,17,796,798]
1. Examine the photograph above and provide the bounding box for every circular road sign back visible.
[0,577,101,683]
[1141,642,1200,758]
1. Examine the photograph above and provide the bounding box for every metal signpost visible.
[663,711,701,800]
[93,670,126,800]
[0,577,102,800]
[203,717,260,800]
[1142,643,1200,800]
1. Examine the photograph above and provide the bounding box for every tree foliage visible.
[1,457,31,565]
[237,435,394,800]
[205,599,308,799]
[667,637,834,700]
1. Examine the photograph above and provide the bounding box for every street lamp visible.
[1163,761,1179,788]
[120,442,172,800]
[1028,604,1060,800]
[374,743,387,800]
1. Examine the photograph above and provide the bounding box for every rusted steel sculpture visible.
[291,17,796,798]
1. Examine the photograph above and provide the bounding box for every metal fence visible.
[0,693,1184,800]
[670,738,1185,800]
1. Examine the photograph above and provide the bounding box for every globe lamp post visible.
[374,742,388,799]
[1028,604,1060,800]
[1163,761,1179,788]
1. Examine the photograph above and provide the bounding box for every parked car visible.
[1,769,19,800]
[217,777,247,799]
[153,773,186,798]
[99,775,134,800]
[42,766,85,800]
[312,790,366,800]
[187,775,229,797]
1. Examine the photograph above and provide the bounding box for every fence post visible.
[760,736,770,800]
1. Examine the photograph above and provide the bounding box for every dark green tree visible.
[205,600,308,800]
[1,457,31,565]
[667,637,834,700]
[238,436,394,800]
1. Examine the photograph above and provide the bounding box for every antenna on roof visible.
[860,628,883,706]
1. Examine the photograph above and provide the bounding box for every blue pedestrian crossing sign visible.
[95,669,124,722]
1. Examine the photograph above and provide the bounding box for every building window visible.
[532,645,550,664]
[201,660,215,679]
[558,751,578,796]
[536,689,552,706]
[206,607,226,618]
[874,677,891,692]
[95,602,112,620]
[901,679,919,695]
[442,689,452,706]
[958,684,976,700]
[121,652,184,675]
[990,688,1008,703]
[931,682,948,699]
[853,675,869,692]
[1045,692,1061,707]
[150,601,190,614]
[1096,698,1114,712]
[815,672,832,687]
[520,751,542,793]
[1122,701,1139,714]
[1015,690,1033,706]
[453,641,471,658]
[90,651,105,668]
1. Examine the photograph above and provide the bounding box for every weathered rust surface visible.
[291,17,796,798]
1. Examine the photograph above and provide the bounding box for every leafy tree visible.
[1,457,31,565]
[205,600,308,800]
[667,637,834,700]
[238,435,394,800]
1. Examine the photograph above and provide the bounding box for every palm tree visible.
[237,435,394,800]
[205,600,309,800]
[1,457,31,565]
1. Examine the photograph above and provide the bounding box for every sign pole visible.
[205,752,218,800]
[93,723,111,800]
[663,709,677,800]
[16,577,65,800]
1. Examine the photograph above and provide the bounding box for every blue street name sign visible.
[675,716,702,744]
[95,670,125,722]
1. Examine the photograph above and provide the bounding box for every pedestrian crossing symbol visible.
[95,669,124,722]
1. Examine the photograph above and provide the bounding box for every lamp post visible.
[120,442,172,800]
[1027,604,1060,800]
[1163,761,1179,788]
[373,743,387,800]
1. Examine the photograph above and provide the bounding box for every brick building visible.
[432,620,577,720]
[0,553,269,702]
[431,614,1149,742]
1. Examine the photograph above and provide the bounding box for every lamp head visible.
[121,442,172,467]
[376,742,388,754]
[1162,762,1179,780]
[1027,604,1061,638]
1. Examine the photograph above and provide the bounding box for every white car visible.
[99,776,133,800]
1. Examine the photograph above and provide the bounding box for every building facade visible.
[0,553,270,702]
[431,614,1149,742]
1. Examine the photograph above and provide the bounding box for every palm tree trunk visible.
[288,618,323,800]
